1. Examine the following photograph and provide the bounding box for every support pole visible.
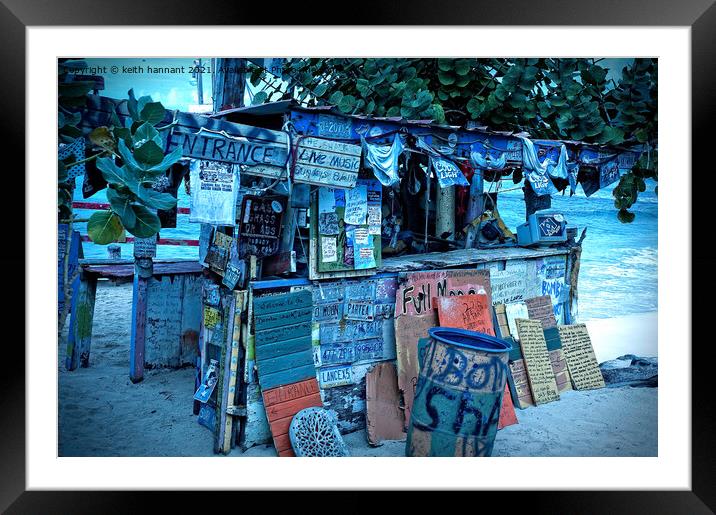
[464,169,485,248]
[436,185,455,241]
[129,273,148,383]
[212,58,247,112]
[65,272,97,370]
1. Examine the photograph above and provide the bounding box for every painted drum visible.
[406,327,512,457]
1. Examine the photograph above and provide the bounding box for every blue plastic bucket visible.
[406,327,512,457]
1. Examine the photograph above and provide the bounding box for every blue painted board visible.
[260,364,317,390]
[254,307,312,331]
[255,335,312,360]
[257,348,315,376]
[253,290,312,315]
[255,321,312,346]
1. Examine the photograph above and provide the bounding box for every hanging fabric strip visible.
[362,133,404,187]
[470,148,507,171]
[430,155,469,188]
[519,136,559,196]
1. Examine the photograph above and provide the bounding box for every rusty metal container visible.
[406,327,512,457]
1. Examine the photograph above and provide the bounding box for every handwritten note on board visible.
[557,324,605,390]
[515,318,560,405]
[344,184,368,225]
[436,295,495,336]
[525,295,557,329]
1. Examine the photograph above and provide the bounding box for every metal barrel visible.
[406,327,512,457]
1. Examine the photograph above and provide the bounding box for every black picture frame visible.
[6,0,713,511]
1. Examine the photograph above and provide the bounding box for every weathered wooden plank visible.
[145,275,184,367]
[515,319,560,405]
[129,275,149,383]
[557,324,605,390]
[254,322,312,346]
[260,364,317,391]
[254,307,312,331]
[240,383,272,450]
[65,273,97,371]
[253,290,312,315]
[257,348,315,375]
[180,274,202,366]
[366,362,405,445]
[273,433,293,453]
[215,291,243,454]
[264,393,323,421]
[379,247,569,273]
[254,336,312,360]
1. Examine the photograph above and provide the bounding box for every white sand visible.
[58,281,657,457]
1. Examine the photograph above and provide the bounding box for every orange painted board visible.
[279,449,295,457]
[262,377,323,457]
[436,294,495,336]
[497,384,518,429]
[366,362,406,445]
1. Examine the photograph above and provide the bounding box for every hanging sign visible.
[431,156,469,188]
[166,114,288,167]
[293,137,361,188]
[238,196,285,258]
[189,160,240,226]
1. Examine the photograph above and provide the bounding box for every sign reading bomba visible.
[165,113,289,167]
[293,137,362,188]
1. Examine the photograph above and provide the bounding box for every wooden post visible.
[65,272,97,370]
[129,274,149,383]
[464,169,485,248]
[524,183,552,220]
[215,290,245,454]
[436,185,455,241]
[212,58,247,112]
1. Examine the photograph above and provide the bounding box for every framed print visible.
[7,0,714,511]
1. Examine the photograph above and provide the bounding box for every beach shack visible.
[66,95,644,455]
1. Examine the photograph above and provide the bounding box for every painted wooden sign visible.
[436,294,495,335]
[133,235,157,258]
[366,362,406,445]
[394,269,492,427]
[254,290,315,390]
[238,196,285,258]
[525,295,557,329]
[489,262,528,306]
[557,324,605,390]
[205,231,233,275]
[515,318,560,405]
[262,378,323,457]
[166,114,288,167]
[544,326,572,393]
[497,384,518,429]
[507,358,535,409]
[58,224,81,317]
[293,137,361,188]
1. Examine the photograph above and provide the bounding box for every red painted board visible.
[436,294,495,336]
[497,383,518,429]
[262,378,323,457]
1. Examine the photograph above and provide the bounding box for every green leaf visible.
[134,141,165,166]
[313,83,328,97]
[617,208,636,223]
[454,59,471,76]
[438,70,456,86]
[96,157,127,186]
[437,59,453,72]
[252,91,268,105]
[328,91,344,105]
[145,146,183,174]
[87,211,124,244]
[137,185,177,210]
[140,102,166,125]
[337,94,356,113]
[132,122,162,147]
[106,188,137,229]
[125,205,161,238]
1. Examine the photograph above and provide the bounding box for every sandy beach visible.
[58,280,658,458]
